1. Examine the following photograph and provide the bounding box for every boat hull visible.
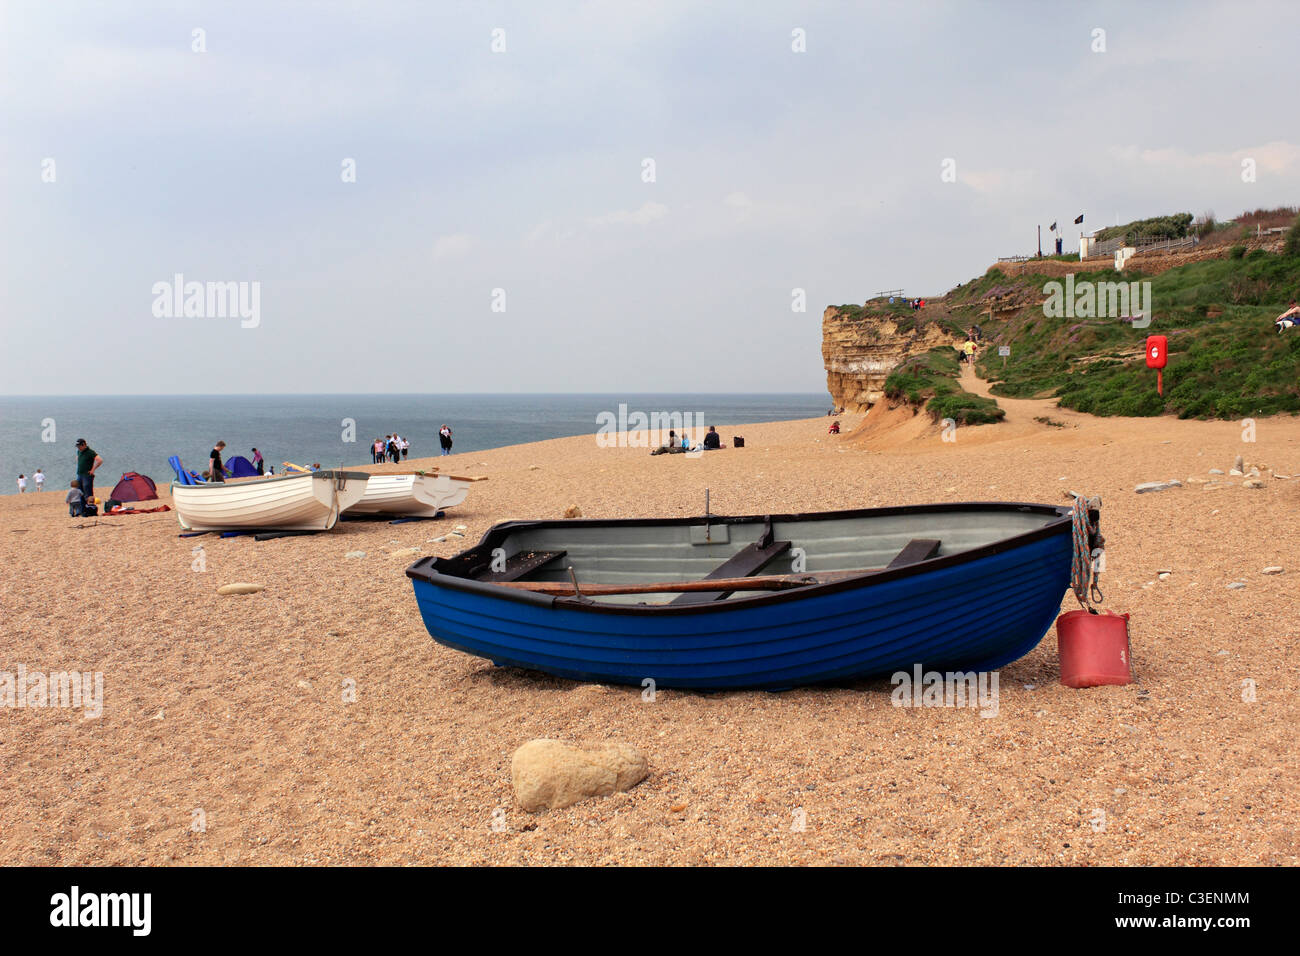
[171,470,371,532]
[350,474,472,517]
[405,503,1078,690]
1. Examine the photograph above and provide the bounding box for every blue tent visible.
[225,455,260,478]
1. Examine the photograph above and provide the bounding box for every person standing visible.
[251,448,264,475]
[75,439,103,500]
[66,479,85,516]
[34,469,45,491]
[400,435,409,460]
[439,424,453,456]
[209,441,227,483]
[17,474,27,493]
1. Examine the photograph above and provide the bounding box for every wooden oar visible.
[495,568,878,597]
[377,470,489,482]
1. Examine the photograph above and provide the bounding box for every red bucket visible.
[1056,609,1132,687]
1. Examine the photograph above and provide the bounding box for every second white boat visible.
[350,473,480,518]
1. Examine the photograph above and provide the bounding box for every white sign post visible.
[998,345,1010,367]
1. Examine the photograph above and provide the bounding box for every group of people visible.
[651,426,724,455]
[369,425,454,463]
[15,470,45,493]
[909,298,927,310]
[64,437,105,515]
[962,325,983,365]
[372,435,410,464]
[206,442,267,482]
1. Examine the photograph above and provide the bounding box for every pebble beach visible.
[1,392,1297,866]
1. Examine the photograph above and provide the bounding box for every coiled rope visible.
[1070,493,1104,609]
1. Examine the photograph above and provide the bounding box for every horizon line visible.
[0,390,832,399]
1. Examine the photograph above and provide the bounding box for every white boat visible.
[171,470,372,532]
[350,473,481,518]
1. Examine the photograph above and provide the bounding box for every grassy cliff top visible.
[938,224,1300,419]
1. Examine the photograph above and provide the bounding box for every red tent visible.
[110,472,158,502]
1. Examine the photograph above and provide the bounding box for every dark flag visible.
[1074,214,1084,224]
[1049,222,1057,232]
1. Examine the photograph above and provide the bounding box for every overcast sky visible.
[3,0,1297,395]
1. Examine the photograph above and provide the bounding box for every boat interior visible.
[428,506,1068,606]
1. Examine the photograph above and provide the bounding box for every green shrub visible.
[1285,217,1300,257]
[1096,212,1193,244]
[1229,245,1246,259]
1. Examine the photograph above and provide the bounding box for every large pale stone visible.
[511,739,649,812]
[216,582,264,595]
[1135,480,1182,494]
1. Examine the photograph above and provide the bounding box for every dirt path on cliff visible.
[845,359,1095,452]
[958,360,1091,429]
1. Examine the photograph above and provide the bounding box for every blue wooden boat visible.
[404,502,1091,690]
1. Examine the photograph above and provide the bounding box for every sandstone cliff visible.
[822,304,962,412]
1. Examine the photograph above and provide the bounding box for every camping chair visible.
[168,455,206,485]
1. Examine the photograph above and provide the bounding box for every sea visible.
[0,393,830,494]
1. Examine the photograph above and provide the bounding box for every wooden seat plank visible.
[669,538,792,605]
[479,549,567,583]
[885,538,941,569]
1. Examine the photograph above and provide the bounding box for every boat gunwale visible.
[404,501,1077,616]
[169,469,372,492]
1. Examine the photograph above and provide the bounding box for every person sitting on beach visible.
[34,468,45,491]
[703,426,721,450]
[66,479,84,517]
[829,421,840,434]
[1276,300,1300,332]
[209,441,227,482]
[652,430,687,455]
